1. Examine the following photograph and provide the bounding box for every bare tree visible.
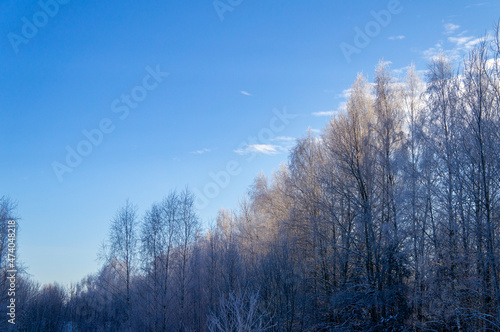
[208,289,274,332]
[176,188,199,331]
[105,199,138,330]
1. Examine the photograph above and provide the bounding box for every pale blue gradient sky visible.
[1,0,498,285]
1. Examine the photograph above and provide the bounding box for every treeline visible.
[3,25,500,332]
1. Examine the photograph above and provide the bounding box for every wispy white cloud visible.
[448,36,473,46]
[465,2,488,9]
[312,111,336,117]
[240,91,252,96]
[335,88,351,99]
[421,22,490,62]
[234,144,285,155]
[444,23,460,35]
[422,44,444,61]
[388,35,405,40]
[273,136,295,142]
[449,36,484,48]
[191,148,211,155]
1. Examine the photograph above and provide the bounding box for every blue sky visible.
[1,0,498,285]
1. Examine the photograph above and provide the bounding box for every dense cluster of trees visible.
[2,24,500,332]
